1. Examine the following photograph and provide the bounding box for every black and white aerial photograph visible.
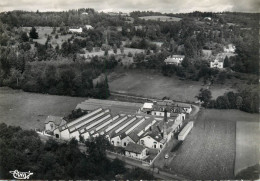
[0,0,259,180]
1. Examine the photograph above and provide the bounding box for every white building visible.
[69,27,83,33]
[45,116,66,132]
[178,121,194,140]
[141,102,153,114]
[125,142,148,160]
[82,12,88,15]
[139,134,165,149]
[141,101,191,116]
[164,55,185,65]
[85,25,94,30]
[210,59,224,69]
[223,44,236,53]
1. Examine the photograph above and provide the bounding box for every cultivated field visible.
[0,87,85,130]
[169,109,237,179]
[168,109,258,179]
[108,69,236,102]
[235,121,260,176]
[139,16,182,22]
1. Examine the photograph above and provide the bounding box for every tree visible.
[236,96,243,109]
[226,91,237,109]
[29,27,38,39]
[20,32,29,42]
[120,45,124,54]
[104,49,108,56]
[124,168,154,180]
[215,95,230,109]
[196,88,212,107]
[181,57,190,68]
[224,56,229,67]
[217,71,227,84]
[113,45,117,54]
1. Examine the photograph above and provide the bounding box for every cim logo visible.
[9,170,33,179]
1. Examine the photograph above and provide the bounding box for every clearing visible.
[139,16,182,22]
[108,69,236,102]
[22,26,72,47]
[0,87,85,130]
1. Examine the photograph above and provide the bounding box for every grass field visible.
[0,87,85,130]
[139,16,182,22]
[167,109,258,179]
[22,26,72,47]
[235,121,260,176]
[108,69,236,102]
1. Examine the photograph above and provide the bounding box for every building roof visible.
[179,121,193,137]
[85,25,93,29]
[125,142,146,154]
[164,55,185,63]
[169,55,185,58]
[76,98,142,115]
[45,116,64,126]
[143,102,153,109]
[68,109,110,133]
[128,132,140,142]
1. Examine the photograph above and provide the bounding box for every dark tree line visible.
[197,88,259,113]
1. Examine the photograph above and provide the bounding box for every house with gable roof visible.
[125,142,148,160]
[45,116,66,132]
[164,55,185,65]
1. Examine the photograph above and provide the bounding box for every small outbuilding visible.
[178,121,194,141]
[125,142,148,160]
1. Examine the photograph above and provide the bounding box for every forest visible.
[0,9,258,111]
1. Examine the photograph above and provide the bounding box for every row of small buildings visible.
[44,99,193,160]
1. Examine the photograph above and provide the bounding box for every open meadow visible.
[108,69,236,102]
[168,109,259,179]
[0,87,85,130]
[22,26,72,46]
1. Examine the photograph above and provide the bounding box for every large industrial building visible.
[45,98,193,159]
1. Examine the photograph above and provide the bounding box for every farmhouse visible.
[125,142,148,160]
[164,55,185,65]
[223,44,236,53]
[204,17,212,21]
[45,116,66,132]
[210,59,223,69]
[134,25,144,31]
[85,25,93,30]
[69,27,83,33]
